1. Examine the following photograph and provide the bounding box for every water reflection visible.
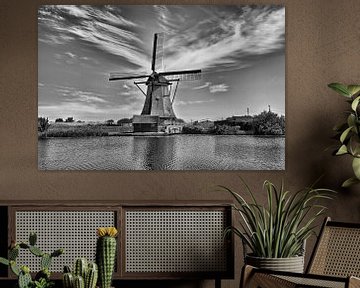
[132,137,176,170]
[38,135,285,170]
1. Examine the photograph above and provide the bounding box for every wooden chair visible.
[241,217,360,288]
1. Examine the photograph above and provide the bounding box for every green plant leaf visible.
[350,135,360,157]
[328,83,351,97]
[352,157,360,179]
[0,257,9,266]
[347,114,356,128]
[340,126,353,143]
[347,85,360,97]
[336,145,348,155]
[351,96,360,111]
[342,177,360,188]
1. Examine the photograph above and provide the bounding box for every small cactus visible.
[74,258,88,279]
[85,263,98,288]
[96,227,118,288]
[63,272,74,288]
[74,275,85,288]
[18,269,32,288]
[63,265,72,273]
[63,259,98,288]
[0,232,63,288]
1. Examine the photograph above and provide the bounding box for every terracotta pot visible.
[245,254,304,273]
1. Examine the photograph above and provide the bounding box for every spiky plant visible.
[0,232,63,288]
[328,83,360,187]
[221,179,335,258]
[63,260,98,288]
[96,227,118,288]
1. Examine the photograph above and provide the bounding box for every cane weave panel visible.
[309,226,360,277]
[277,275,345,288]
[125,210,227,272]
[15,211,115,272]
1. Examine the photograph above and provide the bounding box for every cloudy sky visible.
[38,5,285,122]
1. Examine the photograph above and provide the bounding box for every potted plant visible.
[328,83,360,187]
[0,232,63,288]
[62,258,98,288]
[220,179,334,273]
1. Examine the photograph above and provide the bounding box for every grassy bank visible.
[38,123,132,138]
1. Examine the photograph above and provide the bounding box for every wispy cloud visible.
[193,82,211,90]
[39,5,284,73]
[209,84,229,93]
[192,82,229,93]
[38,5,148,69]
[65,51,76,58]
[162,6,285,71]
[176,99,215,106]
[51,85,108,104]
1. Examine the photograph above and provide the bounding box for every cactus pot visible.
[245,254,304,273]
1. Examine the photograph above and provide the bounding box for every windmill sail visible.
[151,33,165,72]
[160,69,201,81]
[109,32,201,133]
[109,73,150,81]
[154,33,164,72]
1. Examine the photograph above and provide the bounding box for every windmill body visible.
[110,33,201,133]
[141,73,175,118]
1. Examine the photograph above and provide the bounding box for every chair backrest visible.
[307,217,360,277]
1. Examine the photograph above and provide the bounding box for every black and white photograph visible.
[38,5,285,170]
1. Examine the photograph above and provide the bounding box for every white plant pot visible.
[245,254,305,273]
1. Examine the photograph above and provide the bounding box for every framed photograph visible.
[38,5,285,170]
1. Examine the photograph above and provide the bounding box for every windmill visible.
[109,33,201,133]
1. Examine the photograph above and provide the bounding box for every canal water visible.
[38,135,285,170]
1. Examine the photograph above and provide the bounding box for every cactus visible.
[0,233,63,288]
[74,275,85,288]
[63,260,98,288]
[64,265,72,273]
[29,245,44,257]
[96,227,118,288]
[85,263,98,288]
[29,232,37,246]
[74,258,88,279]
[9,246,19,260]
[18,268,32,288]
[18,272,32,288]
[41,253,52,270]
[63,272,74,288]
